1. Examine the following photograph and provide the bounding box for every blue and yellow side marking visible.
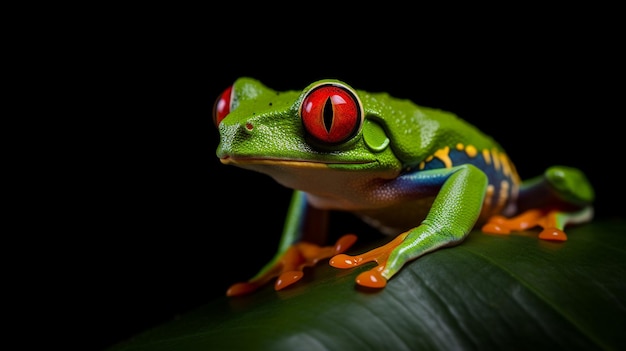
[418,143,521,217]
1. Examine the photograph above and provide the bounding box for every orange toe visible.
[538,227,568,241]
[356,269,387,288]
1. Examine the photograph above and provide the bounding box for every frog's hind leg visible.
[482,165,595,241]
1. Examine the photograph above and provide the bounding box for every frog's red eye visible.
[213,85,233,126]
[300,82,363,145]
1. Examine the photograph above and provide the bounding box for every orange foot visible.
[482,209,567,241]
[330,232,408,289]
[226,234,357,297]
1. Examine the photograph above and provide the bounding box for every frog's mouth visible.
[220,155,399,191]
[220,156,373,168]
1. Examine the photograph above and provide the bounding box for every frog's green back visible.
[359,91,504,169]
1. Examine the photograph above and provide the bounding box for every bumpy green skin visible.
[217,78,502,172]
[216,77,594,287]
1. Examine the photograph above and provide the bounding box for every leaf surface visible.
[109,220,626,351]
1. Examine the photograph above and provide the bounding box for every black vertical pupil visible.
[323,97,333,133]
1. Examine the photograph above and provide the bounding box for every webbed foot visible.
[330,233,408,289]
[482,208,575,241]
[226,234,357,297]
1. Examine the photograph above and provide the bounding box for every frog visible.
[213,77,595,297]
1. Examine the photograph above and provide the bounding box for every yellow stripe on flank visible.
[495,180,510,213]
[433,146,452,168]
[456,143,478,158]
[499,153,512,177]
[509,161,521,185]
[492,148,501,171]
[482,149,491,165]
[419,161,425,170]
[465,145,477,158]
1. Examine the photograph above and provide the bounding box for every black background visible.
[65,21,623,351]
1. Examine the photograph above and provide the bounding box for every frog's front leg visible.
[227,190,357,297]
[330,165,488,288]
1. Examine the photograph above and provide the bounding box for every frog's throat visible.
[220,157,372,168]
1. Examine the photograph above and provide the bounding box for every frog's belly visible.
[353,197,437,236]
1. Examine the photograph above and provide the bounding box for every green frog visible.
[213,77,594,296]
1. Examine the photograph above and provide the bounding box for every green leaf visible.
[109,220,626,351]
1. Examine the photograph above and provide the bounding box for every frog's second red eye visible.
[213,85,233,126]
[300,82,363,145]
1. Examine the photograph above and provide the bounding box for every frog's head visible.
[213,78,406,184]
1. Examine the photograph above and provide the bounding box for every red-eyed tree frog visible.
[213,77,595,297]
